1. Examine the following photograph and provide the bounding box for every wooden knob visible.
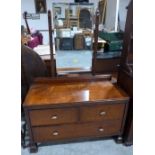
[99,128,104,132]
[51,115,58,120]
[100,111,106,116]
[53,131,59,136]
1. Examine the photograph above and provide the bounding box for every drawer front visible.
[33,121,122,142]
[29,108,78,126]
[80,104,125,122]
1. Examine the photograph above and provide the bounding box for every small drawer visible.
[29,108,78,126]
[32,121,122,142]
[80,104,125,122]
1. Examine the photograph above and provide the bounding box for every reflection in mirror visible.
[92,0,131,75]
[52,2,95,71]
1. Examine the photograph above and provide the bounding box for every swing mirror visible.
[21,0,130,75]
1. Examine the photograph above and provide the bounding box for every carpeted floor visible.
[22,139,132,155]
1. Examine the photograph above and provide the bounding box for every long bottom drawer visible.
[33,121,122,142]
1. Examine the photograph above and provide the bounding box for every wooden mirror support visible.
[23,11,31,35]
[92,10,100,75]
[48,10,57,77]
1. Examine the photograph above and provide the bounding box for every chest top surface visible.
[24,78,129,107]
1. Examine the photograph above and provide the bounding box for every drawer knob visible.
[100,111,106,116]
[51,115,58,120]
[52,131,59,136]
[99,128,104,132]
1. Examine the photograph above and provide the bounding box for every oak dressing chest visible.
[24,77,129,152]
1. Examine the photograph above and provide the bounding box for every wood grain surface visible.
[24,81,128,106]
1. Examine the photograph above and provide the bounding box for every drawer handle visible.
[51,115,58,120]
[52,131,59,136]
[98,128,104,132]
[100,111,106,116]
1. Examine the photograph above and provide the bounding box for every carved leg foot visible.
[124,142,133,146]
[115,136,123,144]
[30,143,38,153]
[21,131,25,148]
[21,123,26,148]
